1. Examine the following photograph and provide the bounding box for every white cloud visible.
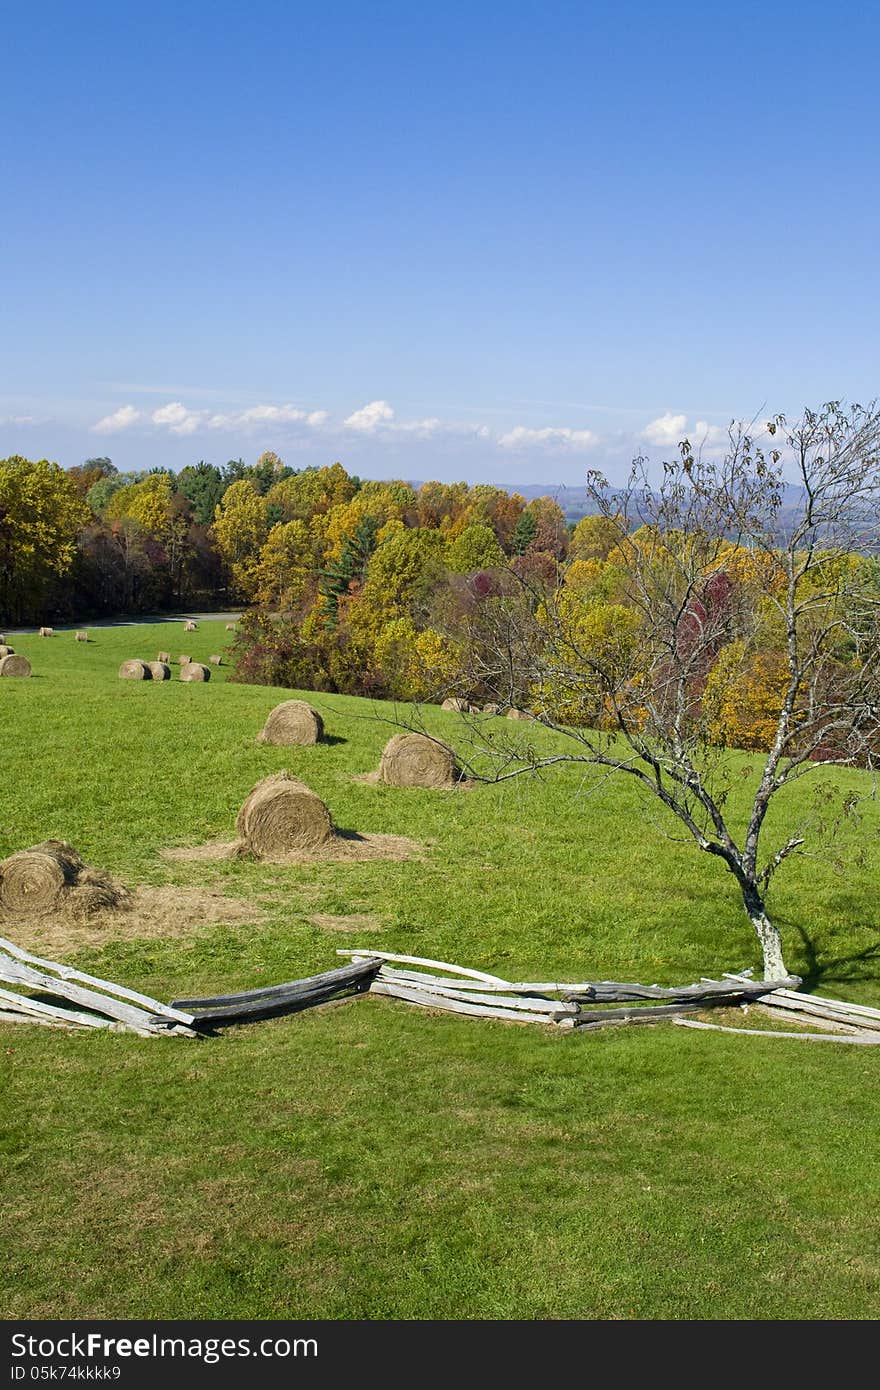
[151,401,204,436]
[692,420,727,447]
[343,399,395,432]
[206,403,329,432]
[640,412,688,447]
[0,414,36,426]
[640,412,727,450]
[91,404,141,435]
[496,425,599,451]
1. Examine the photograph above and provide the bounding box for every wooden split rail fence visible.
[3,932,880,1042]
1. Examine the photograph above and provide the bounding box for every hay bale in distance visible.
[180,662,210,682]
[157,650,171,663]
[38,626,54,637]
[0,654,31,678]
[507,707,533,720]
[119,659,151,680]
[147,661,171,681]
[441,697,471,713]
[378,733,459,789]
[0,840,128,919]
[236,772,334,858]
[225,622,236,631]
[74,630,88,642]
[258,699,324,746]
[177,654,192,665]
[184,620,198,632]
[0,644,14,657]
[483,702,501,715]
[209,653,222,666]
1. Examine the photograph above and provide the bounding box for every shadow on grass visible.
[789,917,880,992]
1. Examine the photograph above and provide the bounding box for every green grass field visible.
[1,620,879,1319]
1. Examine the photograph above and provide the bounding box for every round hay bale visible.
[180,662,210,682]
[507,707,533,720]
[147,661,171,681]
[236,771,334,857]
[258,699,324,746]
[0,840,84,917]
[157,651,171,663]
[225,622,237,631]
[441,697,470,712]
[209,653,222,665]
[378,733,458,789]
[0,644,15,657]
[184,621,198,632]
[0,654,31,678]
[483,702,501,715]
[177,654,192,665]
[119,659,150,680]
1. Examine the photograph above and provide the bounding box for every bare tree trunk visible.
[741,884,788,980]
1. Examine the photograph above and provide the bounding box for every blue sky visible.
[1,0,877,484]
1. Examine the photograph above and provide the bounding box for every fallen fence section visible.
[3,930,879,1043]
[338,949,880,1042]
[0,935,197,1037]
[170,958,383,1029]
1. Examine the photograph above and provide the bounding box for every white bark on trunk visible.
[751,912,788,980]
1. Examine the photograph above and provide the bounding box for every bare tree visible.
[426,402,880,979]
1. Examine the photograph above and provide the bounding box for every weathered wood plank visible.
[0,957,195,1035]
[369,980,565,1025]
[674,1017,880,1044]
[0,936,195,1025]
[0,986,111,1030]
[756,989,878,1023]
[574,1000,707,1026]
[171,959,381,1010]
[337,949,511,986]
[373,972,578,1016]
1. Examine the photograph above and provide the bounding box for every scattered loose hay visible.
[0,654,31,678]
[119,658,151,680]
[236,772,334,856]
[7,884,264,954]
[0,840,130,921]
[180,662,210,682]
[163,829,422,866]
[258,699,324,746]
[309,912,384,933]
[147,661,171,681]
[377,733,460,789]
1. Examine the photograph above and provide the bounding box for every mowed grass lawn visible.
[1,620,879,1319]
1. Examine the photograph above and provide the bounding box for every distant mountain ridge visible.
[405,479,809,527]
